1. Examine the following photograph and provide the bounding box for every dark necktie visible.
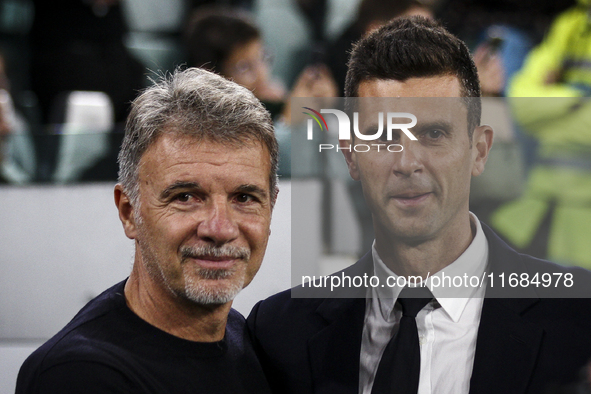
[371,286,433,394]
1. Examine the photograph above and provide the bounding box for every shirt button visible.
[419,336,425,345]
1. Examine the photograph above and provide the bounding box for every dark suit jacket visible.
[247,224,591,394]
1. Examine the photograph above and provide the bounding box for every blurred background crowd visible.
[0,0,590,269]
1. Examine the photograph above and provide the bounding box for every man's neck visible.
[374,215,476,279]
[124,267,231,343]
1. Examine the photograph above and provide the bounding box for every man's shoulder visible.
[483,222,591,298]
[247,259,372,343]
[251,251,373,319]
[251,256,370,321]
[31,281,127,357]
[515,253,591,319]
[482,222,591,304]
[16,281,131,393]
[249,287,328,328]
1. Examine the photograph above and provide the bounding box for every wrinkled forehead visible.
[140,131,271,163]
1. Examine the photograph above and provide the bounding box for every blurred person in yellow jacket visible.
[491,0,591,268]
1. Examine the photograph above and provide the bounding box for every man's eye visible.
[426,129,443,139]
[175,193,192,202]
[236,194,253,203]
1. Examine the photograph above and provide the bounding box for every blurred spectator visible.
[185,7,287,117]
[185,6,337,114]
[326,0,434,96]
[30,0,145,124]
[469,25,538,181]
[29,0,145,182]
[436,0,574,50]
[185,6,337,177]
[437,0,574,97]
[472,29,506,97]
[491,0,591,268]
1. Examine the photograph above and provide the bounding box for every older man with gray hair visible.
[16,68,277,394]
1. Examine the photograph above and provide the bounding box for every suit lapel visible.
[307,253,372,394]
[470,225,544,394]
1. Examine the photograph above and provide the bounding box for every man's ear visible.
[340,138,360,180]
[471,125,494,176]
[114,184,138,240]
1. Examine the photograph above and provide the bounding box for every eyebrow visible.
[235,184,269,199]
[160,181,202,199]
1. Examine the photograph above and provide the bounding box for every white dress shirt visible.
[359,214,489,394]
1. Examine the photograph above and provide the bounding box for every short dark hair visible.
[185,7,260,74]
[345,16,481,137]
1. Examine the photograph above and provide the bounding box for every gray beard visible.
[178,244,251,305]
[183,267,244,305]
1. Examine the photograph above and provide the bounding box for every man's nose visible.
[391,137,423,177]
[197,199,240,245]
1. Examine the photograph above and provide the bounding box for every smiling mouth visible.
[186,257,238,270]
[192,255,239,262]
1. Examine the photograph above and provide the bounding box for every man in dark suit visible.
[248,16,591,394]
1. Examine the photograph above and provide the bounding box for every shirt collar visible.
[371,213,489,323]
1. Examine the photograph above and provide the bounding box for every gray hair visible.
[118,67,278,207]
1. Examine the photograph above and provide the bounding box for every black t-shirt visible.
[16,281,272,394]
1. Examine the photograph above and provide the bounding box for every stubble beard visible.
[180,244,251,305]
